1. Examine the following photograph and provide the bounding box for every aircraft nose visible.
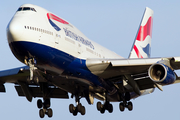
[7,18,24,43]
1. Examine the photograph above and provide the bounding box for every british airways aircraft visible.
[2,4,180,118]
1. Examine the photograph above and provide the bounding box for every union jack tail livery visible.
[129,7,153,58]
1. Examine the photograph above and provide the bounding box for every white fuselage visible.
[6,4,155,102]
[7,4,122,63]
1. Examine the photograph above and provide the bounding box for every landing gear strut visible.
[69,94,86,116]
[119,92,133,112]
[25,58,39,84]
[37,99,53,118]
[96,92,113,114]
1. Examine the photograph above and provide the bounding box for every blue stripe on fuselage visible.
[9,41,102,86]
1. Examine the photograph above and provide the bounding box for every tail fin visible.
[129,7,153,58]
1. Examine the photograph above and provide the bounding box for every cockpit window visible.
[17,7,36,12]
[17,7,23,11]
[23,7,31,11]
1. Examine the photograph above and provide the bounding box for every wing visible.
[86,56,180,94]
[0,66,69,102]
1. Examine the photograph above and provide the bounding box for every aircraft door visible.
[77,43,82,55]
[54,32,59,47]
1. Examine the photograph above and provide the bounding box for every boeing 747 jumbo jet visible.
[2,4,180,118]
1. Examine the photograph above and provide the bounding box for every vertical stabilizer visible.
[129,7,153,58]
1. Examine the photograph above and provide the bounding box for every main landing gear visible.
[96,92,113,114]
[37,98,53,118]
[97,101,113,114]
[96,92,133,114]
[69,95,86,116]
[119,101,133,112]
[119,92,133,112]
[69,103,85,116]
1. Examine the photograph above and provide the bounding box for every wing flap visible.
[170,56,180,70]
[15,85,69,99]
[135,78,155,90]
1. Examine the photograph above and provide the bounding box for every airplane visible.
[2,3,180,118]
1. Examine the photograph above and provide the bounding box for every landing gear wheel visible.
[39,109,45,118]
[100,107,105,114]
[97,102,102,111]
[73,110,78,116]
[119,102,125,112]
[108,104,113,113]
[81,106,86,115]
[47,108,53,118]
[37,99,43,108]
[127,102,133,111]
[69,104,75,113]
[77,103,82,112]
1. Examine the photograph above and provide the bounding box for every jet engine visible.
[148,63,176,85]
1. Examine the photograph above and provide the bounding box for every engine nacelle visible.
[148,63,176,85]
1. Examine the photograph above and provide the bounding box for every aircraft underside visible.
[8,40,136,117]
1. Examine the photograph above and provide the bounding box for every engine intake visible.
[148,63,176,85]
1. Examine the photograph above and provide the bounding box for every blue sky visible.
[0,0,180,120]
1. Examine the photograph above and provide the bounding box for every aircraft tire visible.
[127,102,133,111]
[119,103,125,112]
[77,103,82,112]
[108,104,113,113]
[80,106,86,115]
[97,102,102,111]
[73,110,78,116]
[37,99,43,108]
[47,108,53,118]
[100,108,105,114]
[69,104,75,113]
[39,109,45,118]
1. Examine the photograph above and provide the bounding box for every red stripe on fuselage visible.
[47,13,69,24]
[136,17,153,41]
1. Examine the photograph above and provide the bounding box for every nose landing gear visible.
[25,58,39,84]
